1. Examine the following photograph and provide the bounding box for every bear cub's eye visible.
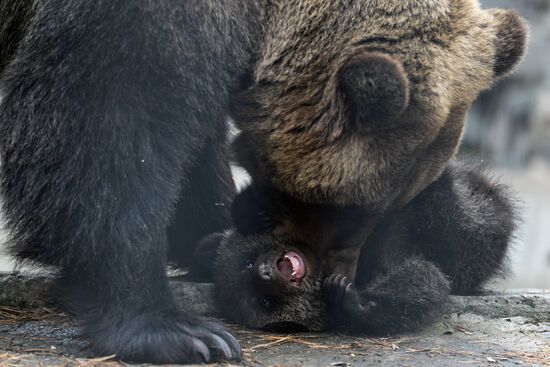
[244,260,253,269]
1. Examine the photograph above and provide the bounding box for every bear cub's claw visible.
[323,274,366,316]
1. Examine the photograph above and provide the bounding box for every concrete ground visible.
[0,273,549,367]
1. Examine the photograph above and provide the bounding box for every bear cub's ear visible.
[490,9,528,79]
[338,52,410,130]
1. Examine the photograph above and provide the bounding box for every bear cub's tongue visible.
[277,251,306,282]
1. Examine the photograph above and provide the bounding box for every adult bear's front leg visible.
[0,0,250,362]
[0,81,241,362]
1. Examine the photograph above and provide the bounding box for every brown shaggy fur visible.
[232,0,527,212]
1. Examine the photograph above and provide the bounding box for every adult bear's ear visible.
[194,232,225,270]
[489,9,528,79]
[338,51,410,129]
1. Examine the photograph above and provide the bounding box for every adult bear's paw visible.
[82,308,241,364]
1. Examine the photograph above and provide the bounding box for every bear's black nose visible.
[257,263,273,281]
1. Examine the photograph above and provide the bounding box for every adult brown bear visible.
[0,0,526,364]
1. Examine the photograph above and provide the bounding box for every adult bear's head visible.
[231,0,527,211]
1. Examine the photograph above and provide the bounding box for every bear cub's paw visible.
[323,274,374,318]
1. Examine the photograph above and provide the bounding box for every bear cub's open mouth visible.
[277,251,306,283]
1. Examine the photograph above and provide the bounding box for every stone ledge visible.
[1,272,549,322]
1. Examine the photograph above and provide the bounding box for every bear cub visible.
[197,161,516,333]
[196,0,527,333]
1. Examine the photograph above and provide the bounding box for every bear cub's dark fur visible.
[198,161,516,333]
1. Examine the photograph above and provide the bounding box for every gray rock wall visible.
[463,0,550,167]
